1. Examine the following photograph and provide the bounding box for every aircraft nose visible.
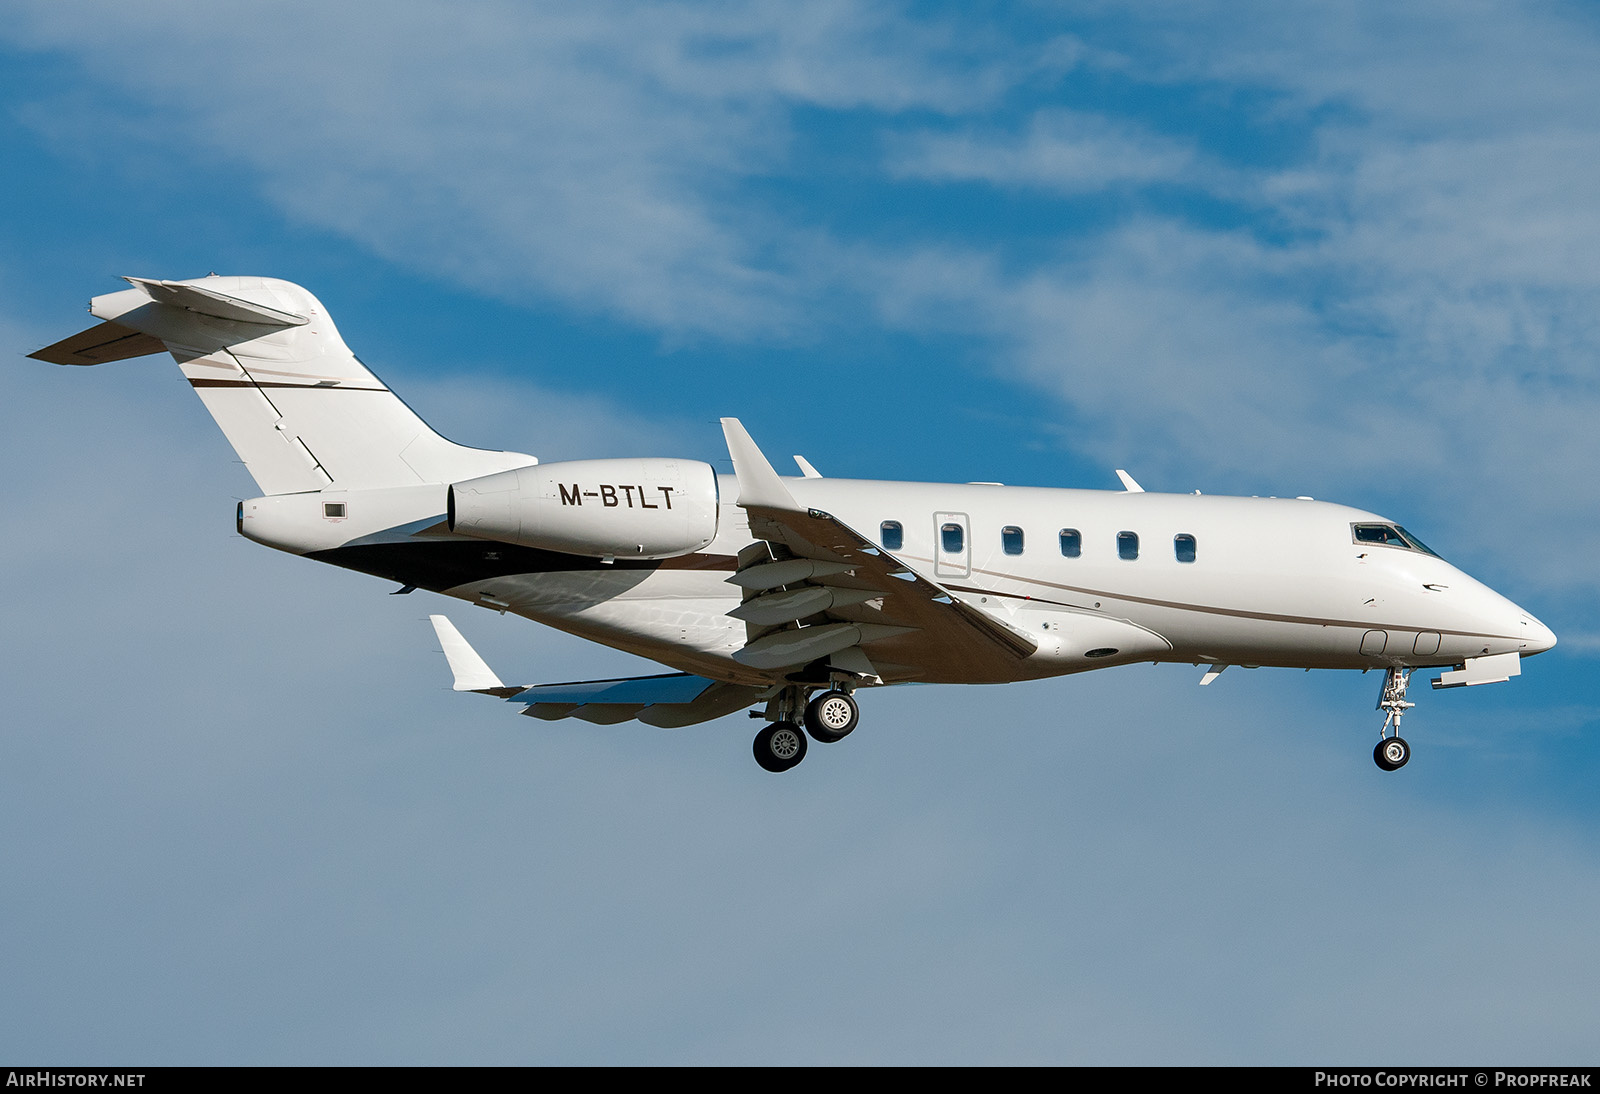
[1520,611,1557,655]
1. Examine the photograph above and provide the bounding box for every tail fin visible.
[31,276,534,495]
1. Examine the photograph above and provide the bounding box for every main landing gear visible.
[753,721,807,773]
[1374,667,1413,772]
[751,684,860,772]
[805,689,859,743]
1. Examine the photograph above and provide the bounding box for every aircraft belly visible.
[1119,604,1483,670]
[1149,611,1376,669]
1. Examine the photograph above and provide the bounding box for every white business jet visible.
[32,276,1556,773]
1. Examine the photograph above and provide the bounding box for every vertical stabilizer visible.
[46,275,534,496]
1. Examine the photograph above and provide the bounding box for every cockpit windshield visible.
[1352,523,1441,558]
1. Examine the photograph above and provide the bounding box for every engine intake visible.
[448,458,719,559]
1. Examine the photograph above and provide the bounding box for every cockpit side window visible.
[1394,526,1440,558]
[1352,523,1442,558]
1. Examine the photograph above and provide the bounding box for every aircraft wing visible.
[512,675,766,728]
[721,419,1037,684]
[429,615,766,727]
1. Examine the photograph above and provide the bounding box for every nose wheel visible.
[1374,667,1414,771]
[1374,736,1410,771]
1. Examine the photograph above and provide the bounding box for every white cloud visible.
[5,0,1003,337]
[850,3,1600,600]
[887,109,1204,193]
[857,218,1600,596]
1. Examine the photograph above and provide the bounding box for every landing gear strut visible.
[1374,667,1413,771]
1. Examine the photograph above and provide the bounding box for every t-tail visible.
[30,275,535,495]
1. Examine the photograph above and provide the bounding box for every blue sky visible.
[4,1,1600,1063]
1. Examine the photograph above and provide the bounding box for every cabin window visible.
[880,520,903,551]
[1059,528,1082,558]
[1174,534,1196,563]
[941,522,964,554]
[1117,531,1139,560]
[1002,526,1024,555]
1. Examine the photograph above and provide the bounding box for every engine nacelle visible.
[448,458,719,559]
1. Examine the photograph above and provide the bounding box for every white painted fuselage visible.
[433,475,1553,688]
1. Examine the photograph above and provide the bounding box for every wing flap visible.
[716,418,1037,681]
[744,503,1039,663]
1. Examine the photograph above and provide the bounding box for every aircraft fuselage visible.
[276,475,1552,688]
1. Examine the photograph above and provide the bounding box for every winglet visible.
[1115,469,1144,493]
[793,455,822,478]
[430,615,507,692]
[721,418,800,510]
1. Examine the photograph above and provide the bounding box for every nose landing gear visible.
[1374,735,1410,771]
[1374,667,1413,771]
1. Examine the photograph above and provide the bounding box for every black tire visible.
[1374,736,1410,771]
[804,690,859,743]
[754,722,808,772]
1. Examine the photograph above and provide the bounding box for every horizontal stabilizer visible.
[28,320,166,366]
[123,277,308,327]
